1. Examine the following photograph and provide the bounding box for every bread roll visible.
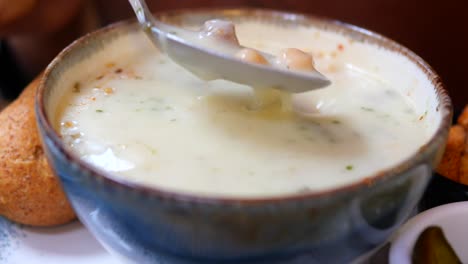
[0,76,75,226]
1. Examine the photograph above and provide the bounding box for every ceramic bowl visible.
[36,8,452,263]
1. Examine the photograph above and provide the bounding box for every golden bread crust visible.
[0,75,76,226]
[436,125,466,182]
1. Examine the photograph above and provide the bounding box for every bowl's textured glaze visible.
[36,9,452,264]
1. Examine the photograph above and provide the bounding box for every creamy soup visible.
[57,21,431,197]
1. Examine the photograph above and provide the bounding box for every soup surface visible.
[57,21,430,197]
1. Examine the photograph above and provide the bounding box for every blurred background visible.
[1,0,467,113]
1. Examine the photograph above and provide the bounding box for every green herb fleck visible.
[296,187,312,193]
[361,107,374,112]
[137,142,157,155]
[96,109,104,113]
[331,119,341,124]
[72,82,81,93]
[150,148,157,155]
[346,165,354,171]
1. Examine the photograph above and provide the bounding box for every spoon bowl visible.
[128,0,331,93]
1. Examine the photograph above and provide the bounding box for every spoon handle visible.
[128,0,180,48]
[128,0,155,28]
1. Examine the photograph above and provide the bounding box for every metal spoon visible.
[128,0,331,93]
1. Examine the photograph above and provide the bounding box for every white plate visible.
[389,201,468,264]
[0,217,120,264]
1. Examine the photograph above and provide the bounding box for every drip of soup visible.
[57,21,430,197]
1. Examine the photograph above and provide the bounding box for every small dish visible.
[390,201,468,264]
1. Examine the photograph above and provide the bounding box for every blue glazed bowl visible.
[36,8,452,264]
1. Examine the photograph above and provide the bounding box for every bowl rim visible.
[36,7,453,205]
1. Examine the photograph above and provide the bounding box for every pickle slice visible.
[412,226,461,264]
